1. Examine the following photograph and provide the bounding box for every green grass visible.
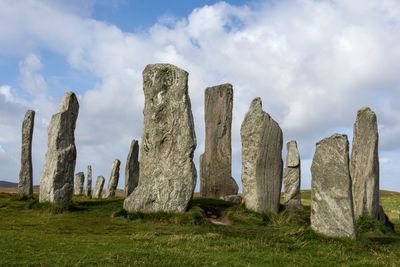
[0,191,399,266]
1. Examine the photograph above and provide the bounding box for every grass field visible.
[0,190,399,266]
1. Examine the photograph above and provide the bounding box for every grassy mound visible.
[0,191,399,266]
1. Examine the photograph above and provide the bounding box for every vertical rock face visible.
[125,139,139,197]
[104,159,121,198]
[283,141,302,211]
[124,64,197,213]
[18,110,35,197]
[200,84,238,198]
[92,176,105,199]
[74,172,85,195]
[240,98,283,213]
[351,107,380,220]
[311,134,356,239]
[85,165,92,197]
[39,92,79,203]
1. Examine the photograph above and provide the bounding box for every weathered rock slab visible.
[241,98,283,214]
[105,159,120,198]
[351,107,380,220]
[39,92,79,203]
[200,84,238,198]
[92,176,105,199]
[74,172,85,195]
[85,165,92,197]
[311,134,356,238]
[283,141,302,211]
[124,64,197,213]
[125,139,139,197]
[18,110,35,197]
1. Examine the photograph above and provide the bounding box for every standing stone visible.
[92,176,105,199]
[311,134,356,238]
[85,165,92,197]
[240,98,283,213]
[18,110,35,197]
[39,92,79,203]
[74,172,85,195]
[200,84,238,198]
[125,139,139,197]
[124,64,197,213]
[283,141,303,211]
[104,159,121,198]
[351,107,380,220]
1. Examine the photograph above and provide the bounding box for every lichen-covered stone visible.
[240,98,283,214]
[39,92,79,203]
[125,139,139,197]
[18,110,35,197]
[74,172,85,195]
[85,165,92,197]
[351,107,380,220]
[104,159,120,198]
[124,64,197,213]
[200,84,238,198]
[92,176,105,199]
[283,141,302,211]
[311,134,356,239]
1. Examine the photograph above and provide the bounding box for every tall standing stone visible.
[124,64,197,213]
[18,110,35,197]
[125,139,139,197]
[74,172,85,195]
[351,107,380,220]
[200,84,238,198]
[311,134,356,239]
[92,176,105,199]
[240,98,283,213]
[283,141,302,211]
[85,165,92,197]
[39,92,79,203]
[104,159,120,198]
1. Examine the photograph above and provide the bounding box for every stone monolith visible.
[124,64,197,213]
[311,134,356,238]
[200,83,238,198]
[240,98,283,213]
[18,110,35,197]
[74,172,85,195]
[92,176,105,199]
[104,159,120,198]
[39,92,79,203]
[85,165,92,197]
[283,140,302,211]
[351,107,380,220]
[125,139,139,197]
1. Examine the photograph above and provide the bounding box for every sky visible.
[0,0,399,192]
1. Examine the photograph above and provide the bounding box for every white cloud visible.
[0,0,399,192]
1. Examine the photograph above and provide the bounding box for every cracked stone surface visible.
[124,64,197,213]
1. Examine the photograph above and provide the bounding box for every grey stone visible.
[200,84,238,198]
[74,172,85,195]
[240,98,283,214]
[350,107,380,220]
[18,110,35,197]
[104,159,120,198]
[283,141,302,211]
[124,64,197,213]
[125,139,139,197]
[221,195,242,204]
[311,134,356,239]
[85,165,92,197]
[92,176,105,199]
[39,92,79,203]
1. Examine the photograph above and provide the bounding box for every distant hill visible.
[0,181,17,188]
